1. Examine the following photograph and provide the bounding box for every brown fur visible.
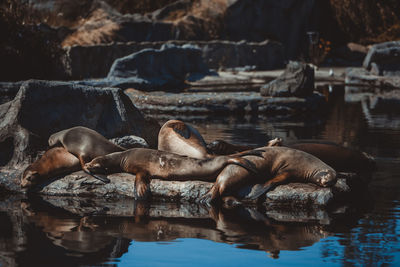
[201,146,337,204]
[21,147,80,188]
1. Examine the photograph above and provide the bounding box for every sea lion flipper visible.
[246,172,292,200]
[133,171,151,200]
[230,149,265,158]
[82,169,111,183]
[79,155,110,183]
[229,158,258,174]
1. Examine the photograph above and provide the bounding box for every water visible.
[1,86,400,266]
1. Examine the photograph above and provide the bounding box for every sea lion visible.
[21,147,80,189]
[84,148,262,199]
[158,119,280,159]
[200,146,337,204]
[158,119,210,159]
[48,126,126,183]
[207,139,375,174]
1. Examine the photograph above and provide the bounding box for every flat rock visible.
[124,88,327,116]
[345,67,400,89]
[0,167,359,209]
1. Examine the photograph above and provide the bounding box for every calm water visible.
[1,86,400,266]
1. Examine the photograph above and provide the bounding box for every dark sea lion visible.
[84,148,262,199]
[200,146,337,204]
[48,126,126,183]
[207,139,375,174]
[21,147,80,189]
[158,119,210,159]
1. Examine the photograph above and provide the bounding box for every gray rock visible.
[363,41,400,76]
[0,80,159,170]
[260,61,315,97]
[76,44,214,91]
[345,67,400,90]
[0,81,24,105]
[110,135,149,149]
[125,88,326,116]
[64,40,284,79]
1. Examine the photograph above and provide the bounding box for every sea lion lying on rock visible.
[200,146,337,205]
[21,147,81,189]
[48,126,126,183]
[207,139,376,174]
[84,148,263,199]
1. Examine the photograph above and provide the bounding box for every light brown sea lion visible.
[21,147,80,189]
[158,119,210,159]
[84,148,263,199]
[200,146,337,204]
[158,119,280,159]
[207,139,376,174]
[48,126,126,183]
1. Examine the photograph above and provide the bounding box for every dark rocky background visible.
[1,0,399,81]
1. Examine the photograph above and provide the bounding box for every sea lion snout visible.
[314,169,336,187]
[21,170,39,188]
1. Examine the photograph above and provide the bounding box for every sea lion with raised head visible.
[200,146,337,204]
[84,148,263,199]
[48,126,126,183]
[158,119,281,159]
[158,119,210,159]
[21,147,80,189]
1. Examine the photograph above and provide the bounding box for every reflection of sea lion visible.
[48,126,126,183]
[207,140,375,173]
[21,147,80,189]
[85,148,262,199]
[158,120,210,159]
[201,146,337,204]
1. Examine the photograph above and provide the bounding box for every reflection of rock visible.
[125,89,327,116]
[260,61,314,97]
[65,40,284,79]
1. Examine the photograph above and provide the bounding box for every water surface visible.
[1,86,399,266]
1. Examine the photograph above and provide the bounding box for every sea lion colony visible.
[21,121,376,203]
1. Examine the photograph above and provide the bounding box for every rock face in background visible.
[64,40,284,79]
[0,80,159,170]
[363,41,400,76]
[107,44,212,90]
[260,61,315,97]
[75,44,214,90]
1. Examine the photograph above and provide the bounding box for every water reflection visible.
[0,194,368,266]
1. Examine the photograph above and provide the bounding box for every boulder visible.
[64,40,284,79]
[260,61,315,97]
[0,80,159,171]
[76,44,214,91]
[363,41,400,76]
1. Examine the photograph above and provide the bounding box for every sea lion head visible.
[21,169,40,188]
[311,169,337,187]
